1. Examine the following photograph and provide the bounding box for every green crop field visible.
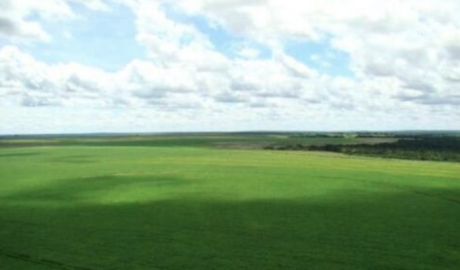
[1,136,460,270]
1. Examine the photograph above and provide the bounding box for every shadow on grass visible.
[1,175,187,203]
[50,155,99,164]
[0,181,459,270]
[0,152,41,158]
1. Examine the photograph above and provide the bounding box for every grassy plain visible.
[0,135,459,269]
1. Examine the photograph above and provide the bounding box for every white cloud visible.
[0,0,459,133]
[235,47,260,59]
[0,0,108,41]
[0,45,112,107]
[179,0,460,108]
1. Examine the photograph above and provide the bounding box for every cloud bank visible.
[0,0,459,133]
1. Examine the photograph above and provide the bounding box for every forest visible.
[269,136,460,162]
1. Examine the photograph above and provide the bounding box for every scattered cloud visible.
[0,0,108,41]
[0,0,459,133]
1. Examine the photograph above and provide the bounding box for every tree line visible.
[268,137,460,162]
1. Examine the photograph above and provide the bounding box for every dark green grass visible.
[0,143,459,270]
[0,133,395,149]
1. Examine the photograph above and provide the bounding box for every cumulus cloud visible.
[0,43,348,112]
[0,0,459,133]
[0,45,111,107]
[173,0,460,106]
[0,0,107,41]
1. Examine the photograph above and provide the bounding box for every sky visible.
[0,0,459,134]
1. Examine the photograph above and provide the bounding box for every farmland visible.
[0,134,459,270]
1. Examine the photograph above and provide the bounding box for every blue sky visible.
[285,38,354,77]
[0,0,459,134]
[20,2,145,71]
[11,1,353,76]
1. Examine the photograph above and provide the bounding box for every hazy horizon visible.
[2,129,460,137]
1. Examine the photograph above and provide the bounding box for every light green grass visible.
[1,144,459,270]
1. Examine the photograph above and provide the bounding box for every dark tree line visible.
[268,137,460,162]
[308,137,460,162]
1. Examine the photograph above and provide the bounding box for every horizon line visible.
[1,130,460,137]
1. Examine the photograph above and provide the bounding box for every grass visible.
[0,133,395,149]
[0,136,459,269]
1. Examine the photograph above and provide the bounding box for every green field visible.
[1,136,460,269]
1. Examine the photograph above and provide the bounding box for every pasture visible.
[0,136,459,269]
